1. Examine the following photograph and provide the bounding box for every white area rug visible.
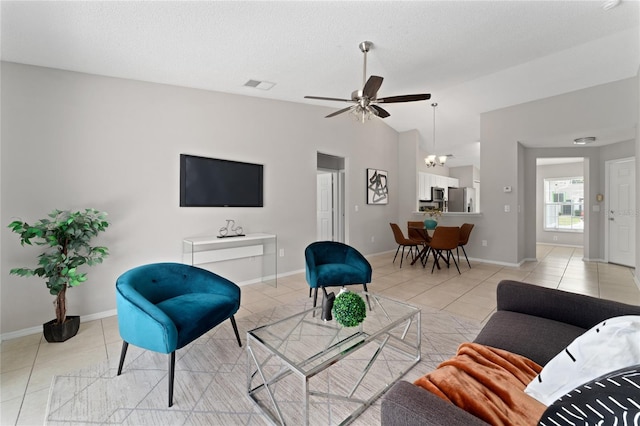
[45,297,481,425]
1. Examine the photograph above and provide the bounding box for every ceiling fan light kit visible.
[305,41,431,122]
[425,103,447,168]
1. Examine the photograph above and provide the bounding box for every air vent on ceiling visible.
[244,80,276,90]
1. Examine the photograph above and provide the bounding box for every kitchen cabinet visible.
[417,172,459,201]
[418,172,430,200]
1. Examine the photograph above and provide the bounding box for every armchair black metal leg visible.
[431,250,439,273]
[462,246,471,268]
[117,341,129,376]
[400,247,405,268]
[362,283,372,310]
[421,247,431,268]
[229,315,242,347]
[457,246,460,264]
[393,246,401,263]
[168,351,175,407]
[309,287,312,297]
[450,250,461,274]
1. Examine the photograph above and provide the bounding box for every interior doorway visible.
[606,157,636,267]
[535,158,585,249]
[317,153,345,243]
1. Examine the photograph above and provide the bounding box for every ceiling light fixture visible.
[573,136,596,145]
[425,103,447,168]
[602,0,621,11]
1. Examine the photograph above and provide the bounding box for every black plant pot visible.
[43,315,80,343]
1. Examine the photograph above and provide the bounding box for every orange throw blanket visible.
[414,343,546,426]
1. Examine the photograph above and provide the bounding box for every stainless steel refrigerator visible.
[448,187,476,212]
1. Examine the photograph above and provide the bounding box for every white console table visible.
[183,233,277,286]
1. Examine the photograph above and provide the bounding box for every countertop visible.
[413,212,483,217]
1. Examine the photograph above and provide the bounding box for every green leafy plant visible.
[332,291,367,327]
[8,208,109,325]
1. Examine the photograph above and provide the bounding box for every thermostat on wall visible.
[503,186,512,193]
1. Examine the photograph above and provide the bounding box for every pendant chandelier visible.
[425,103,447,167]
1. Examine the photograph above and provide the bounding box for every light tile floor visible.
[2,244,639,425]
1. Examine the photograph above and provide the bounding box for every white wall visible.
[636,65,640,285]
[449,166,478,188]
[1,62,400,334]
[398,130,420,229]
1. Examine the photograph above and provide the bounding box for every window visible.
[544,177,584,232]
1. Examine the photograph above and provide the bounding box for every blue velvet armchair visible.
[305,241,373,310]
[115,262,241,407]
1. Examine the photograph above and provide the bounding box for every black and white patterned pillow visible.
[526,315,640,405]
[538,365,640,426]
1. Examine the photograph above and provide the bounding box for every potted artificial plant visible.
[8,208,109,342]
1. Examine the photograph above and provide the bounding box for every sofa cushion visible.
[537,364,640,426]
[473,311,586,366]
[381,381,490,426]
[525,315,640,405]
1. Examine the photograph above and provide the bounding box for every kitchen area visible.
[417,170,480,214]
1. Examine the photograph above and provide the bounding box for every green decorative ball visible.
[332,291,367,327]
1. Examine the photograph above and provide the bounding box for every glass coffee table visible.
[247,292,421,425]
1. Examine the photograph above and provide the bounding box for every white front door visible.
[317,172,333,241]
[608,158,635,267]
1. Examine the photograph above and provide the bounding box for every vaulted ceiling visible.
[2,1,638,168]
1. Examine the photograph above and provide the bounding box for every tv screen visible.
[180,154,263,207]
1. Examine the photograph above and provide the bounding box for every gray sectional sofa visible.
[381,280,640,425]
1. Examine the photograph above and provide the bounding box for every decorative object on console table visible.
[8,208,110,342]
[367,168,388,204]
[333,289,367,327]
[218,219,244,238]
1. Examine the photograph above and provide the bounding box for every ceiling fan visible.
[305,41,431,122]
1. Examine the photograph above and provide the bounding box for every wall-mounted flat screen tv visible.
[180,154,263,207]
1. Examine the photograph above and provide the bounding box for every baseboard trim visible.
[537,242,583,248]
[1,309,118,342]
[466,257,523,268]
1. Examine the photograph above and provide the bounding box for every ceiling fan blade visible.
[362,75,384,99]
[370,104,390,118]
[305,95,352,102]
[325,106,353,118]
[377,94,431,103]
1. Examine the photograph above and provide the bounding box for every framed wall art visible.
[367,168,388,205]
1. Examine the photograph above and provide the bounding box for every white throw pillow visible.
[524,315,640,406]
